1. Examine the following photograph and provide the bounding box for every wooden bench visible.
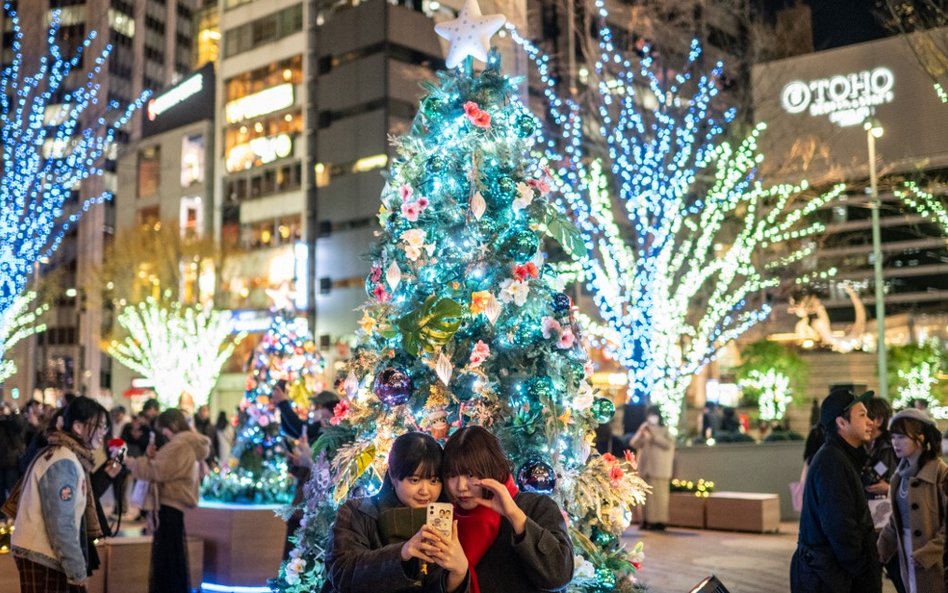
[668,492,707,528]
[705,491,780,533]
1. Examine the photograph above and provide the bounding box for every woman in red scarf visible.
[442,426,573,593]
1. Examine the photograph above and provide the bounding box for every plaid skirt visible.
[14,556,86,593]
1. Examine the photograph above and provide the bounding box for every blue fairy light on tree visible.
[274,3,648,592]
[0,4,148,365]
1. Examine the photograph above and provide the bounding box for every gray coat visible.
[878,457,948,593]
[469,492,574,593]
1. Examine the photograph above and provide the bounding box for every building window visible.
[224,162,301,202]
[137,146,160,198]
[181,134,205,187]
[137,206,161,230]
[223,4,303,58]
[224,55,302,102]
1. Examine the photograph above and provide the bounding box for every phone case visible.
[426,502,453,538]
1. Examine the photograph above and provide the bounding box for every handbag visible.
[789,462,808,513]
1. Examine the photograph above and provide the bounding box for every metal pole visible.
[868,130,888,399]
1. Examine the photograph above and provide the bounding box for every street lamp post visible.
[865,119,887,400]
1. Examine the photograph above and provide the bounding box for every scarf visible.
[455,475,519,593]
[46,430,104,539]
[376,487,428,545]
[896,450,923,481]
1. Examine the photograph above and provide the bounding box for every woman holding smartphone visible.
[441,426,573,593]
[325,432,469,593]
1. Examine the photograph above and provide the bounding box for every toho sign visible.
[780,67,895,127]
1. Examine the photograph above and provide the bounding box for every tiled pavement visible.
[624,522,900,593]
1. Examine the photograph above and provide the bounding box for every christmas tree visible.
[274,7,648,591]
[202,304,324,504]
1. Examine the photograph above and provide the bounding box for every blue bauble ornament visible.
[567,360,586,384]
[498,228,539,262]
[551,292,572,315]
[515,114,537,138]
[591,398,615,424]
[594,567,617,589]
[450,372,480,402]
[591,527,612,547]
[496,176,517,199]
[526,376,555,400]
[422,95,446,122]
[517,459,556,494]
[373,367,413,407]
[515,319,544,346]
[427,155,446,173]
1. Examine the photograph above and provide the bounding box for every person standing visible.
[129,408,210,593]
[11,396,109,593]
[629,406,675,530]
[863,397,905,593]
[878,409,947,593]
[0,402,26,500]
[790,388,881,593]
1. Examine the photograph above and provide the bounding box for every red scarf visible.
[455,476,519,593]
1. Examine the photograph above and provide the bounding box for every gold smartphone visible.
[426,502,453,539]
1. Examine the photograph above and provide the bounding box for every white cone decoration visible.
[435,352,453,386]
[386,260,402,290]
[344,371,360,398]
[484,293,502,325]
[471,191,487,220]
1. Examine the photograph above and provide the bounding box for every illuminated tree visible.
[735,340,808,422]
[508,8,842,430]
[0,291,48,384]
[0,6,147,328]
[888,342,947,410]
[106,296,246,409]
[274,37,648,593]
[894,182,948,235]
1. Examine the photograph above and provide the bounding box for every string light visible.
[107,296,246,409]
[894,182,948,234]
[506,9,843,431]
[0,5,149,337]
[0,290,48,384]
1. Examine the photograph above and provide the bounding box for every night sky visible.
[760,0,889,50]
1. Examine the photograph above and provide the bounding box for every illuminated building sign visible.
[148,72,204,121]
[224,84,295,124]
[225,133,294,172]
[141,63,215,138]
[780,67,895,127]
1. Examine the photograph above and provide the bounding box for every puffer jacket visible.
[129,429,210,510]
[11,446,89,584]
[791,432,881,593]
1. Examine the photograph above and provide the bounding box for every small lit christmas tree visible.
[202,304,324,504]
[274,6,648,592]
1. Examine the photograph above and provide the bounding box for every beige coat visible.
[130,430,211,511]
[630,423,675,479]
[878,457,948,593]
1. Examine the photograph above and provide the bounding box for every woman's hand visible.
[426,522,468,575]
[400,525,436,563]
[865,480,889,495]
[472,478,527,535]
[105,460,123,478]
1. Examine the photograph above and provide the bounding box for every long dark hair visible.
[378,432,443,500]
[62,396,109,443]
[442,425,510,482]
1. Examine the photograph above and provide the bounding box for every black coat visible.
[324,495,468,593]
[791,433,882,593]
[470,493,573,593]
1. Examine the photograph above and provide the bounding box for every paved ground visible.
[623,522,899,593]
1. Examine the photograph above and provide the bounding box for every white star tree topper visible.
[435,0,506,69]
